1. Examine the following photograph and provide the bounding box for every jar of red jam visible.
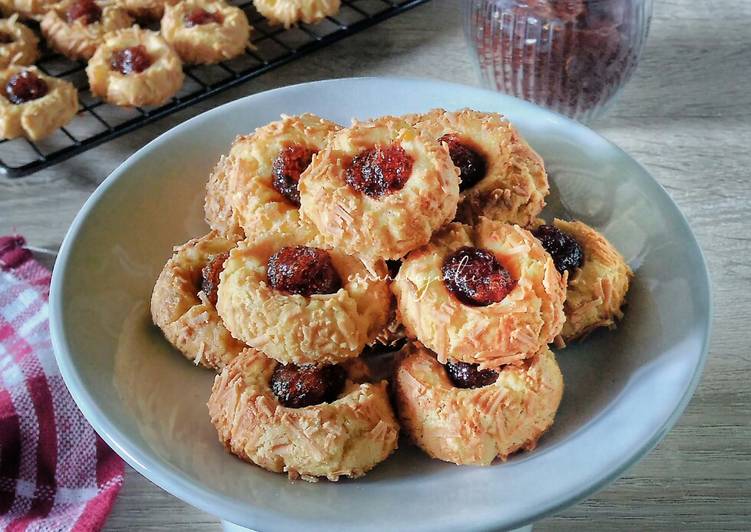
[464,0,653,122]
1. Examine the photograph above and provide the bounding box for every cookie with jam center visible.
[216,219,391,365]
[151,230,246,371]
[393,217,566,367]
[393,341,563,466]
[299,115,460,260]
[0,65,78,141]
[208,348,399,481]
[407,108,549,227]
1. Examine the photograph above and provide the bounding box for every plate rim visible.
[49,76,713,531]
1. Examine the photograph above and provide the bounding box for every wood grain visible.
[3,0,750,529]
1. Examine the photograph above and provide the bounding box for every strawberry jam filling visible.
[438,134,487,191]
[445,360,499,389]
[345,143,413,198]
[5,70,48,105]
[199,251,229,306]
[532,224,584,276]
[270,363,347,408]
[442,246,516,306]
[271,145,316,206]
[110,45,152,75]
[267,246,341,296]
[67,0,102,25]
[184,7,223,27]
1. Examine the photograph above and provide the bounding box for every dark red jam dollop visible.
[445,360,499,389]
[0,32,14,44]
[67,0,102,24]
[267,246,341,296]
[270,363,347,408]
[271,145,316,206]
[110,45,152,75]
[345,144,413,198]
[184,7,223,27]
[199,251,229,306]
[5,70,48,105]
[442,246,515,306]
[438,134,487,191]
[532,224,584,276]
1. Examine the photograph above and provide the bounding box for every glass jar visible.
[463,0,653,122]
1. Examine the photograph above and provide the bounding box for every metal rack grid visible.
[0,0,430,178]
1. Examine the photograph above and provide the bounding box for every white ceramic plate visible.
[49,78,711,532]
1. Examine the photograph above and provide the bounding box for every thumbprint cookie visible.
[252,0,340,28]
[216,114,340,234]
[216,220,391,365]
[393,341,563,466]
[208,348,399,481]
[86,27,184,107]
[393,218,566,367]
[0,0,57,20]
[41,0,133,61]
[151,231,246,371]
[408,108,549,227]
[0,66,78,140]
[299,116,460,260]
[533,219,632,343]
[204,154,245,240]
[161,0,250,65]
[0,15,39,69]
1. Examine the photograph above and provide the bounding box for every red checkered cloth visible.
[0,235,125,531]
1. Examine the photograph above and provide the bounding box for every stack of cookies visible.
[151,108,633,481]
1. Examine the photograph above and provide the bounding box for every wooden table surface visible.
[3,0,750,529]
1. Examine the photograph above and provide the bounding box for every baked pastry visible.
[0,0,58,20]
[252,0,339,28]
[151,231,246,371]
[299,116,460,260]
[393,341,563,465]
[117,0,173,19]
[393,218,566,367]
[408,108,548,226]
[532,219,632,343]
[41,0,133,61]
[217,220,391,365]
[161,0,250,65]
[86,26,184,107]
[204,154,245,240]
[0,15,39,69]
[0,66,78,140]
[208,348,399,481]
[218,113,340,234]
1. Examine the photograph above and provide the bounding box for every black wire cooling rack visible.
[0,0,430,178]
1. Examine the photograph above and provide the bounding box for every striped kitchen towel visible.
[0,235,124,531]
